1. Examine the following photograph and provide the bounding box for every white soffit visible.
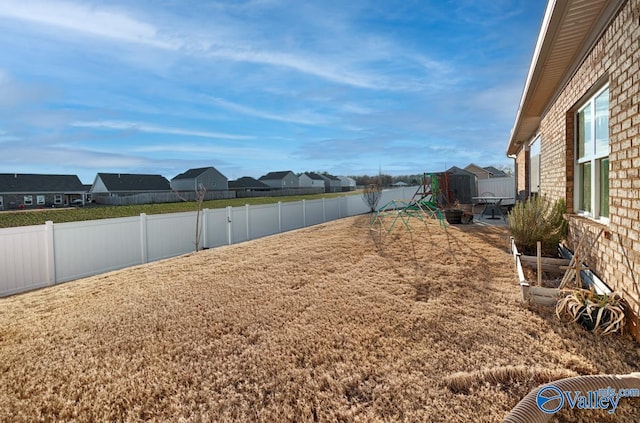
[507,0,624,156]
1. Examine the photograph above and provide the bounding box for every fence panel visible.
[280,202,304,232]
[249,204,280,240]
[53,217,142,283]
[230,206,249,244]
[304,199,325,226]
[146,212,198,261]
[477,177,516,205]
[0,225,50,296]
[203,208,228,249]
[1,189,413,297]
[324,198,341,221]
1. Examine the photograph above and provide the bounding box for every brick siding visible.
[536,0,640,339]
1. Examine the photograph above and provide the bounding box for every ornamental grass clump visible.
[508,196,567,256]
[556,289,626,335]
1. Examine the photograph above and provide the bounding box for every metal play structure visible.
[370,173,447,233]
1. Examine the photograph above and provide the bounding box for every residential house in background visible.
[319,174,342,193]
[170,167,228,193]
[259,171,298,189]
[0,173,86,210]
[507,0,639,339]
[338,176,357,191]
[483,166,509,178]
[90,173,171,197]
[228,177,271,192]
[298,172,326,190]
[464,163,509,179]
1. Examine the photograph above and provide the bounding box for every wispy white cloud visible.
[0,68,54,108]
[0,0,545,179]
[71,120,254,140]
[134,143,286,161]
[205,96,330,126]
[0,0,175,49]
[0,0,445,91]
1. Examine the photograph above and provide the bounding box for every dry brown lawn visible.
[1,215,638,422]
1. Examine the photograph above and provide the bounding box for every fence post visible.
[44,220,56,285]
[322,198,326,222]
[226,206,233,245]
[202,208,209,249]
[140,213,148,263]
[302,199,306,227]
[245,204,250,241]
[278,201,282,232]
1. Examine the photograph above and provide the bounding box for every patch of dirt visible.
[0,215,637,422]
[522,266,564,288]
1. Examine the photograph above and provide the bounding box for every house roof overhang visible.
[506,0,625,156]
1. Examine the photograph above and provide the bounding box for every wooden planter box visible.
[510,238,570,306]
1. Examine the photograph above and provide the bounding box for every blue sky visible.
[0,0,545,184]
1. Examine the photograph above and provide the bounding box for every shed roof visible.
[446,166,476,177]
[0,173,86,193]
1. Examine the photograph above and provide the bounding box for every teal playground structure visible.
[371,173,447,233]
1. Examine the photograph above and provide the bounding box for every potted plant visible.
[444,200,464,224]
[555,289,625,335]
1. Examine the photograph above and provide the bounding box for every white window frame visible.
[529,135,541,195]
[37,195,46,205]
[54,194,63,204]
[23,195,33,206]
[574,85,609,223]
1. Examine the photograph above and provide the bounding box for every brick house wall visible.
[536,0,640,338]
[514,148,528,200]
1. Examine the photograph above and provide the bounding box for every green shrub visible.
[508,196,567,256]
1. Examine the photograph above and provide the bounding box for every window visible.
[0,196,3,207]
[576,85,609,220]
[54,195,63,204]
[529,136,541,195]
[37,195,45,205]
[24,195,33,206]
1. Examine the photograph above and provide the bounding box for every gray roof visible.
[304,172,325,180]
[446,166,476,177]
[259,171,294,180]
[96,173,171,192]
[229,177,271,189]
[0,173,86,193]
[483,166,508,177]
[320,173,341,181]
[172,167,212,180]
[172,166,226,180]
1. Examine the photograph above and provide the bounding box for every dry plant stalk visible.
[362,184,382,212]
[556,289,626,335]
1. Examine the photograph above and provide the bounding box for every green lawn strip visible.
[0,191,360,229]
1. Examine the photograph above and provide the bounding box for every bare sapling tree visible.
[362,183,382,212]
[173,183,207,252]
[193,183,206,251]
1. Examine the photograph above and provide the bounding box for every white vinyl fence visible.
[477,177,517,205]
[0,187,412,297]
